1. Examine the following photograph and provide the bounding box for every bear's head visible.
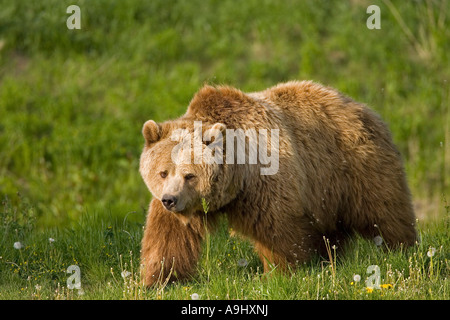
[139,119,233,224]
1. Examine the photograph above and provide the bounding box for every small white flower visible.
[191,293,199,300]
[35,284,42,291]
[48,238,55,243]
[13,242,23,249]
[373,236,383,246]
[238,258,248,267]
[121,270,131,278]
[353,274,361,283]
[427,247,436,258]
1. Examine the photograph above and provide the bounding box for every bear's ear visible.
[204,122,226,146]
[210,122,226,134]
[142,120,161,145]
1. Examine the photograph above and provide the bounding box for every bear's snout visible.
[161,194,178,210]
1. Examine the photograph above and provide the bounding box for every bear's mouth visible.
[159,198,193,225]
[160,195,187,212]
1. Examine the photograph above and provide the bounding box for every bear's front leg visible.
[140,199,205,286]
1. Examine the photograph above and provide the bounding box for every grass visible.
[0,194,448,300]
[0,0,449,299]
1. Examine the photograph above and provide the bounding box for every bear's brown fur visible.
[139,80,416,286]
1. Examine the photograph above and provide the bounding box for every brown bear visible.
[139,80,417,286]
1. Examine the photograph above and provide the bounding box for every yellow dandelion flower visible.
[366,287,374,293]
[380,284,393,289]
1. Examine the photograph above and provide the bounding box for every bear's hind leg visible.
[353,200,417,249]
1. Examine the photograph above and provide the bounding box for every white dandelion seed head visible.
[353,274,361,282]
[373,236,383,246]
[48,238,55,243]
[121,270,131,278]
[427,247,436,258]
[13,242,23,250]
[191,293,199,300]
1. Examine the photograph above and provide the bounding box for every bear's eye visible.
[160,171,168,179]
[184,173,196,181]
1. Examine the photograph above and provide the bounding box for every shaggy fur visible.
[139,80,417,286]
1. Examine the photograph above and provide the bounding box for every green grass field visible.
[0,0,449,300]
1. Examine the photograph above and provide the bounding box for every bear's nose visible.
[161,195,178,210]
